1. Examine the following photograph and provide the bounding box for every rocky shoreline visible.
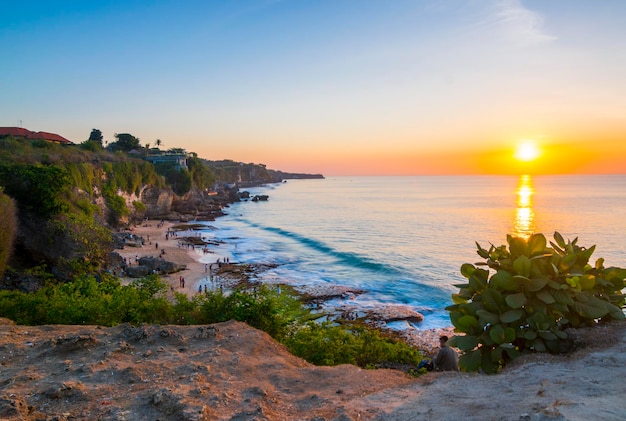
[109,215,454,358]
[107,178,455,353]
[117,176,448,336]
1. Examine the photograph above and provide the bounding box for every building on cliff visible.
[144,151,189,170]
[0,127,73,144]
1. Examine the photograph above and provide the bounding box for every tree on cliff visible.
[81,129,104,151]
[110,133,140,152]
[0,189,17,277]
[188,156,215,189]
[88,129,103,145]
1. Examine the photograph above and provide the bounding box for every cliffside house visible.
[144,151,189,170]
[0,127,73,144]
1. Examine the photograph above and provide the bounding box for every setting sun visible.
[515,141,541,162]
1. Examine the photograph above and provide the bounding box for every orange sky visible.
[477,141,626,176]
[198,138,626,176]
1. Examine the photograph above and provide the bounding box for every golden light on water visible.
[514,174,535,238]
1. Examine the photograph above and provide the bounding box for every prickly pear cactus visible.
[447,232,626,373]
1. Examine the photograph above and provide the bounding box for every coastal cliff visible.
[0,136,322,290]
[135,185,229,222]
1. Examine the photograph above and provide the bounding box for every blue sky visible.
[2,1,626,175]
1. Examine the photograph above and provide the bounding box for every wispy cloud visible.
[474,0,556,47]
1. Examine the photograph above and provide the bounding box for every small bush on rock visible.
[284,321,424,367]
[447,232,625,373]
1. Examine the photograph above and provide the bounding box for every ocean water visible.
[193,175,626,329]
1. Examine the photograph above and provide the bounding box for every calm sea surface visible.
[194,175,626,329]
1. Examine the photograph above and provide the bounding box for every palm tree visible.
[155,139,162,150]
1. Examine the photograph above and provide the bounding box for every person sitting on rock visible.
[418,335,459,372]
[433,335,459,372]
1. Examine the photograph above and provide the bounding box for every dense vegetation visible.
[0,275,426,370]
[0,190,17,276]
[0,164,72,216]
[0,138,162,275]
[0,135,230,276]
[447,232,626,373]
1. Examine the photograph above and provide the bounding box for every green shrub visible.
[187,156,215,189]
[80,139,103,152]
[102,161,163,196]
[54,213,113,268]
[0,290,49,325]
[0,164,71,216]
[0,276,426,370]
[32,139,51,149]
[74,197,100,216]
[284,321,424,367]
[0,191,17,276]
[169,293,198,324]
[66,163,96,197]
[0,137,22,152]
[447,232,626,373]
[0,274,171,326]
[154,162,192,196]
[186,285,305,339]
[130,274,169,298]
[132,201,146,212]
[102,185,129,225]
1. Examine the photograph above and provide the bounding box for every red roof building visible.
[0,127,32,138]
[0,127,73,144]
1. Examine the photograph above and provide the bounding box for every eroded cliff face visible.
[137,186,175,219]
[113,185,234,223]
[169,188,231,222]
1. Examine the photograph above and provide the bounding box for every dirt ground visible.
[0,318,624,421]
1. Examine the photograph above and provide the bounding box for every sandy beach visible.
[115,221,229,297]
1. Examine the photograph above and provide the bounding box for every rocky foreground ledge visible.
[1,318,624,421]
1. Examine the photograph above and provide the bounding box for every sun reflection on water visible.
[514,175,535,239]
